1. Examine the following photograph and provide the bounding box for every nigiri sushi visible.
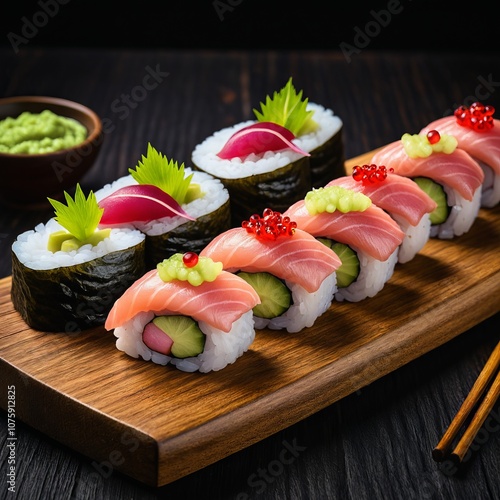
[420,102,500,208]
[200,209,342,332]
[105,253,261,373]
[283,186,405,302]
[95,143,231,269]
[326,165,437,264]
[371,130,484,239]
[11,184,146,333]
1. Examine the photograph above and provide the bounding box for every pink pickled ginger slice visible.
[216,122,310,160]
[98,184,195,225]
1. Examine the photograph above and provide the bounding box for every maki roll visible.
[11,184,146,333]
[253,78,345,187]
[284,186,405,302]
[95,143,231,269]
[104,252,261,373]
[191,117,311,227]
[200,209,342,332]
[371,130,485,239]
[420,102,500,208]
[327,165,437,264]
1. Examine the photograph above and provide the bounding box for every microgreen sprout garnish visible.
[352,164,394,185]
[242,208,297,241]
[129,143,195,205]
[47,183,110,252]
[157,252,223,286]
[304,186,372,215]
[253,77,318,136]
[454,102,495,132]
[401,131,457,158]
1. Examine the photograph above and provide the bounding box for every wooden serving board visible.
[1,151,499,487]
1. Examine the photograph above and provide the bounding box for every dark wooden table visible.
[0,47,499,500]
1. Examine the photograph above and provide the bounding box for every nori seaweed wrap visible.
[11,218,146,333]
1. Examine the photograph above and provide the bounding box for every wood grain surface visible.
[1,151,499,487]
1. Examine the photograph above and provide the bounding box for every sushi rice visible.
[431,185,482,239]
[12,218,144,270]
[391,212,432,264]
[253,272,337,333]
[335,247,399,303]
[113,310,256,373]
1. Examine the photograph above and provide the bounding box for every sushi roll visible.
[326,165,437,264]
[284,186,405,302]
[420,102,500,208]
[371,130,485,239]
[200,208,342,332]
[191,116,311,227]
[95,143,231,269]
[11,184,146,333]
[104,252,261,373]
[252,78,345,188]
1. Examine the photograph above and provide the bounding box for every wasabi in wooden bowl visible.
[0,96,103,209]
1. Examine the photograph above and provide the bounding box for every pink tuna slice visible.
[327,174,437,227]
[142,322,174,355]
[370,140,484,201]
[98,184,195,225]
[200,227,342,293]
[283,199,405,262]
[216,122,310,160]
[105,270,261,333]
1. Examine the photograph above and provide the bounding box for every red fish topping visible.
[426,130,441,144]
[242,208,297,241]
[352,164,394,185]
[182,251,199,267]
[454,102,495,132]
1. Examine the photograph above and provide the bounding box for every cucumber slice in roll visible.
[236,271,292,319]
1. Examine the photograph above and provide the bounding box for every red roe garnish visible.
[242,208,297,241]
[182,251,199,267]
[352,164,394,185]
[426,130,441,144]
[454,102,495,132]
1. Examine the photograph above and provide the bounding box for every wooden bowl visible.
[0,96,103,209]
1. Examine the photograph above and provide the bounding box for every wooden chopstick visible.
[432,340,500,463]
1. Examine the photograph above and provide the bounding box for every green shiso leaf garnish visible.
[48,184,103,241]
[253,77,318,136]
[129,143,195,205]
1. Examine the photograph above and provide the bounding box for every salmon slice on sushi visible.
[371,130,484,239]
[284,186,405,302]
[200,209,342,333]
[105,253,260,373]
[327,165,437,264]
[420,102,500,208]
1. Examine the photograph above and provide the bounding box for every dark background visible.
[0,0,498,52]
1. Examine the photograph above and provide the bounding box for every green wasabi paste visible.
[0,109,87,154]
